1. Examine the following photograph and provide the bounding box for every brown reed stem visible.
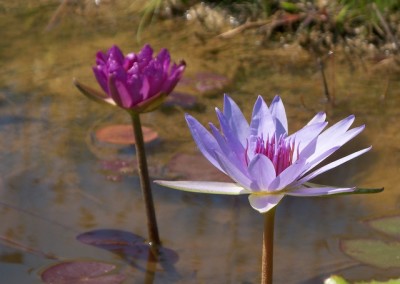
[261,207,276,284]
[130,112,161,249]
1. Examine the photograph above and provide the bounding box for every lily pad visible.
[324,275,400,284]
[195,72,230,94]
[164,91,199,109]
[99,159,137,181]
[324,275,349,284]
[77,229,179,264]
[41,260,125,284]
[166,153,231,182]
[340,239,400,269]
[95,124,158,145]
[366,216,400,239]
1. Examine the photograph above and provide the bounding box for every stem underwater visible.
[130,112,161,250]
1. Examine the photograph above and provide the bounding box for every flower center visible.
[252,135,297,175]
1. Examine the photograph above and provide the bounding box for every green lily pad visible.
[340,239,400,269]
[324,275,350,284]
[366,216,400,239]
[324,275,400,284]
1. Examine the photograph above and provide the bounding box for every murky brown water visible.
[0,1,399,283]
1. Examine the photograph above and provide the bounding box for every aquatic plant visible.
[156,94,378,283]
[75,43,185,250]
[77,44,185,113]
[156,94,370,212]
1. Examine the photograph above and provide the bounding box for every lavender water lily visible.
[75,44,185,249]
[156,94,370,211]
[155,94,374,283]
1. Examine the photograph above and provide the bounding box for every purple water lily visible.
[76,44,186,113]
[155,95,371,213]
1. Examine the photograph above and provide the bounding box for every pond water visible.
[0,1,399,283]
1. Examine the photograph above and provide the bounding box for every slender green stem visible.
[130,112,161,248]
[261,207,276,284]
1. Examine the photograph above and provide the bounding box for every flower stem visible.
[130,112,161,248]
[261,207,276,284]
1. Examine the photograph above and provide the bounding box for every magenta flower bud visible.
[75,44,186,113]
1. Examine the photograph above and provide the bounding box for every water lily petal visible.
[300,146,341,177]
[113,77,135,108]
[250,96,275,138]
[214,151,253,189]
[314,115,355,150]
[223,94,249,146]
[288,121,328,154]
[305,125,366,171]
[307,111,326,125]
[185,114,226,174]
[92,66,108,94]
[299,146,372,184]
[108,45,125,64]
[248,154,276,191]
[270,95,288,136]
[269,158,306,191]
[248,194,284,213]
[209,123,247,171]
[216,108,246,158]
[163,61,186,94]
[286,186,355,196]
[154,180,250,195]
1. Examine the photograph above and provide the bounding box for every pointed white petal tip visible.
[154,180,251,195]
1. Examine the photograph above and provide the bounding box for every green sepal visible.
[73,79,112,107]
[303,182,384,196]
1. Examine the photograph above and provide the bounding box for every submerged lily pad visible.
[164,91,199,109]
[95,124,158,145]
[366,216,400,239]
[76,229,178,264]
[166,153,231,182]
[195,72,231,94]
[41,260,125,284]
[340,239,400,269]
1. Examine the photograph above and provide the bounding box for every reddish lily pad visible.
[41,260,125,284]
[365,215,400,239]
[76,229,178,264]
[95,124,158,145]
[166,153,231,182]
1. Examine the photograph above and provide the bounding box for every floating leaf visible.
[324,275,349,284]
[341,239,400,269]
[325,275,400,284]
[179,72,230,96]
[166,153,231,182]
[95,124,158,145]
[366,216,400,239]
[77,229,145,250]
[163,91,199,109]
[77,229,178,264]
[41,260,125,284]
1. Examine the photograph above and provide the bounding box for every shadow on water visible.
[0,1,399,283]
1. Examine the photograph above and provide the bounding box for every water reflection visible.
[0,0,399,283]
